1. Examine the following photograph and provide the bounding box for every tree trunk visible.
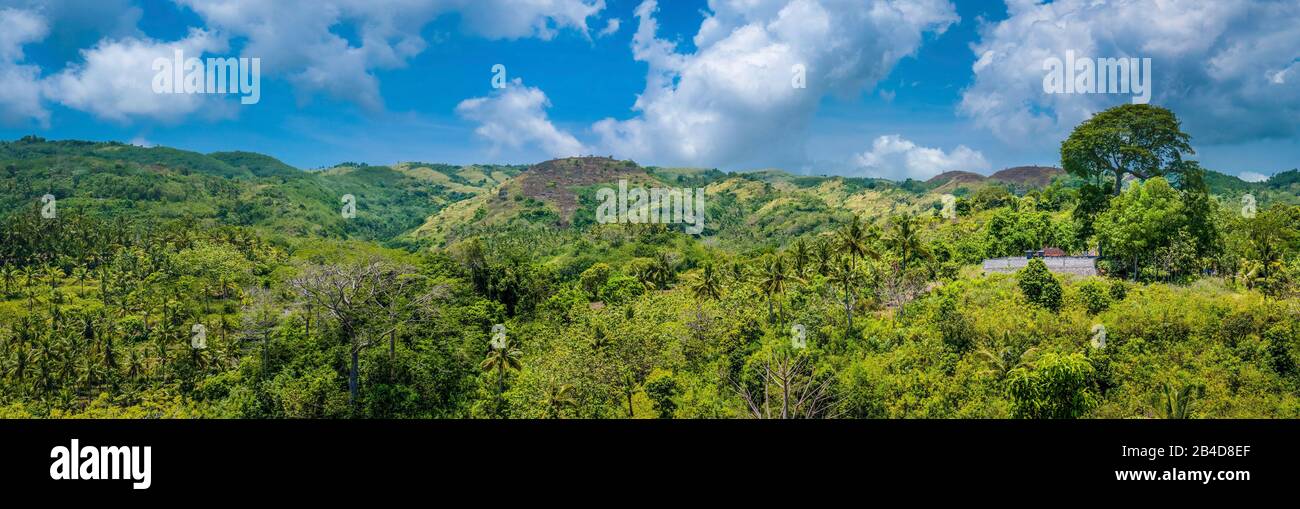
[781,379,790,419]
[763,369,770,419]
[349,348,359,409]
[844,286,854,331]
[1114,171,1124,195]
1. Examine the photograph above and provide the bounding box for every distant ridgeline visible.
[0,136,1294,250]
[0,136,524,245]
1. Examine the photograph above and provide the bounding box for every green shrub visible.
[1108,280,1129,301]
[578,262,612,298]
[599,274,644,305]
[1007,352,1097,419]
[644,370,680,419]
[1018,259,1062,312]
[935,294,973,353]
[1077,279,1112,314]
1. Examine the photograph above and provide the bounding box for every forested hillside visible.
[0,136,523,244]
[1,105,1298,419]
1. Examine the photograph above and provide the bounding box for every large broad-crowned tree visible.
[290,259,438,411]
[1061,104,1193,196]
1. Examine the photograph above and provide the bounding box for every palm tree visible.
[19,266,36,311]
[71,265,89,296]
[975,335,1038,379]
[632,263,656,291]
[11,347,30,396]
[588,325,609,351]
[648,251,677,289]
[44,265,64,307]
[828,256,861,330]
[691,262,723,302]
[126,347,143,383]
[96,263,110,302]
[884,214,930,272]
[790,238,811,276]
[0,262,15,297]
[480,339,522,393]
[1154,382,1197,419]
[727,261,748,286]
[836,215,877,271]
[542,384,577,419]
[757,255,798,322]
[813,238,835,276]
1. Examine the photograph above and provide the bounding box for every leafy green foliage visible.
[644,370,680,419]
[1018,259,1063,312]
[1,129,1298,419]
[1060,104,1193,195]
[1007,353,1097,419]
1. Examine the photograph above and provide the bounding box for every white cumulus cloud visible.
[456,78,587,159]
[0,7,49,126]
[7,0,606,122]
[960,0,1300,147]
[175,0,606,110]
[592,0,958,169]
[853,134,989,180]
[598,18,621,38]
[43,29,233,123]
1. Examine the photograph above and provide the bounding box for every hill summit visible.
[517,157,647,221]
[990,166,1064,187]
[927,166,1064,189]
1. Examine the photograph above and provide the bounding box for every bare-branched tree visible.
[731,351,838,419]
[290,259,442,409]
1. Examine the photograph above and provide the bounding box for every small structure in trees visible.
[983,248,1098,277]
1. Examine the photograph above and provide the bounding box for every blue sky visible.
[1,0,1297,181]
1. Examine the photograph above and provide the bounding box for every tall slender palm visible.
[0,262,15,297]
[481,339,523,393]
[884,214,930,272]
[727,261,748,286]
[12,347,30,396]
[691,262,723,302]
[836,215,877,271]
[790,238,811,276]
[542,384,577,419]
[757,255,799,322]
[97,263,110,302]
[813,238,835,276]
[649,251,677,289]
[829,256,861,331]
[19,266,36,311]
[44,264,63,303]
[71,265,89,297]
[126,347,142,383]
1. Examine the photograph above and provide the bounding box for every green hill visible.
[4,137,1289,251]
[0,136,518,244]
